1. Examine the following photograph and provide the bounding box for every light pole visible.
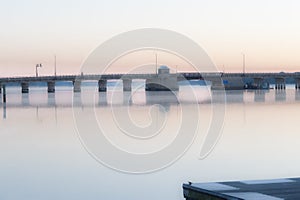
[36,63,42,77]
[54,54,57,76]
[241,53,246,76]
[155,52,158,74]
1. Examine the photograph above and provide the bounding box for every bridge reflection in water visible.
[1,86,300,120]
[254,90,267,102]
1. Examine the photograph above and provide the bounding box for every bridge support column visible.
[21,82,29,93]
[123,79,132,91]
[47,81,55,93]
[295,78,300,90]
[0,83,2,94]
[275,78,285,90]
[73,80,81,93]
[98,80,107,92]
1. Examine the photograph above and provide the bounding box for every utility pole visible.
[54,54,57,76]
[155,52,158,74]
[242,53,246,75]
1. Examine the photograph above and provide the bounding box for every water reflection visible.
[47,93,58,124]
[123,92,133,106]
[47,93,56,106]
[2,88,300,120]
[146,91,179,112]
[2,90,300,109]
[98,92,107,106]
[35,107,40,120]
[22,93,30,106]
[2,87,300,200]
[295,91,300,101]
[254,90,267,102]
[73,93,82,107]
[275,90,286,102]
[225,90,244,103]
[210,90,227,103]
[2,103,6,119]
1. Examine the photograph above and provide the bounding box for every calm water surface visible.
[1,84,300,200]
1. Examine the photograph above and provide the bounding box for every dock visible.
[183,177,300,200]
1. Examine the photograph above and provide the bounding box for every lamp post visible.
[36,63,42,77]
[54,55,57,76]
[155,52,158,74]
[242,53,246,76]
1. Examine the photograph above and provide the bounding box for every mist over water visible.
[1,84,300,200]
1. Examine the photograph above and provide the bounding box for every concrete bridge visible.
[1,70,300,94]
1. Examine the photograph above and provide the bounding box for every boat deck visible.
[183,177,300,200]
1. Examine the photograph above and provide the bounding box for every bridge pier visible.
[21,82,29,93]
[123,79,132,91]
[47,81,55,93]
[275,78,285,90]
[0,83,2,94]
[98,80,107,92]
[73,80,81,92]
[295,78,300,90]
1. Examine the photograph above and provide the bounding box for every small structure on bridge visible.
[158,65,170,74]
[145,65,179,91]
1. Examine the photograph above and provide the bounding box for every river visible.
[0,83,300,200]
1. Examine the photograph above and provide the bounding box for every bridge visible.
[1,70,300,95]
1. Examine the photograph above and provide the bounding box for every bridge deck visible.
[1,72,300,83]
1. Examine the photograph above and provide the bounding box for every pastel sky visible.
[1,0,300,77]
